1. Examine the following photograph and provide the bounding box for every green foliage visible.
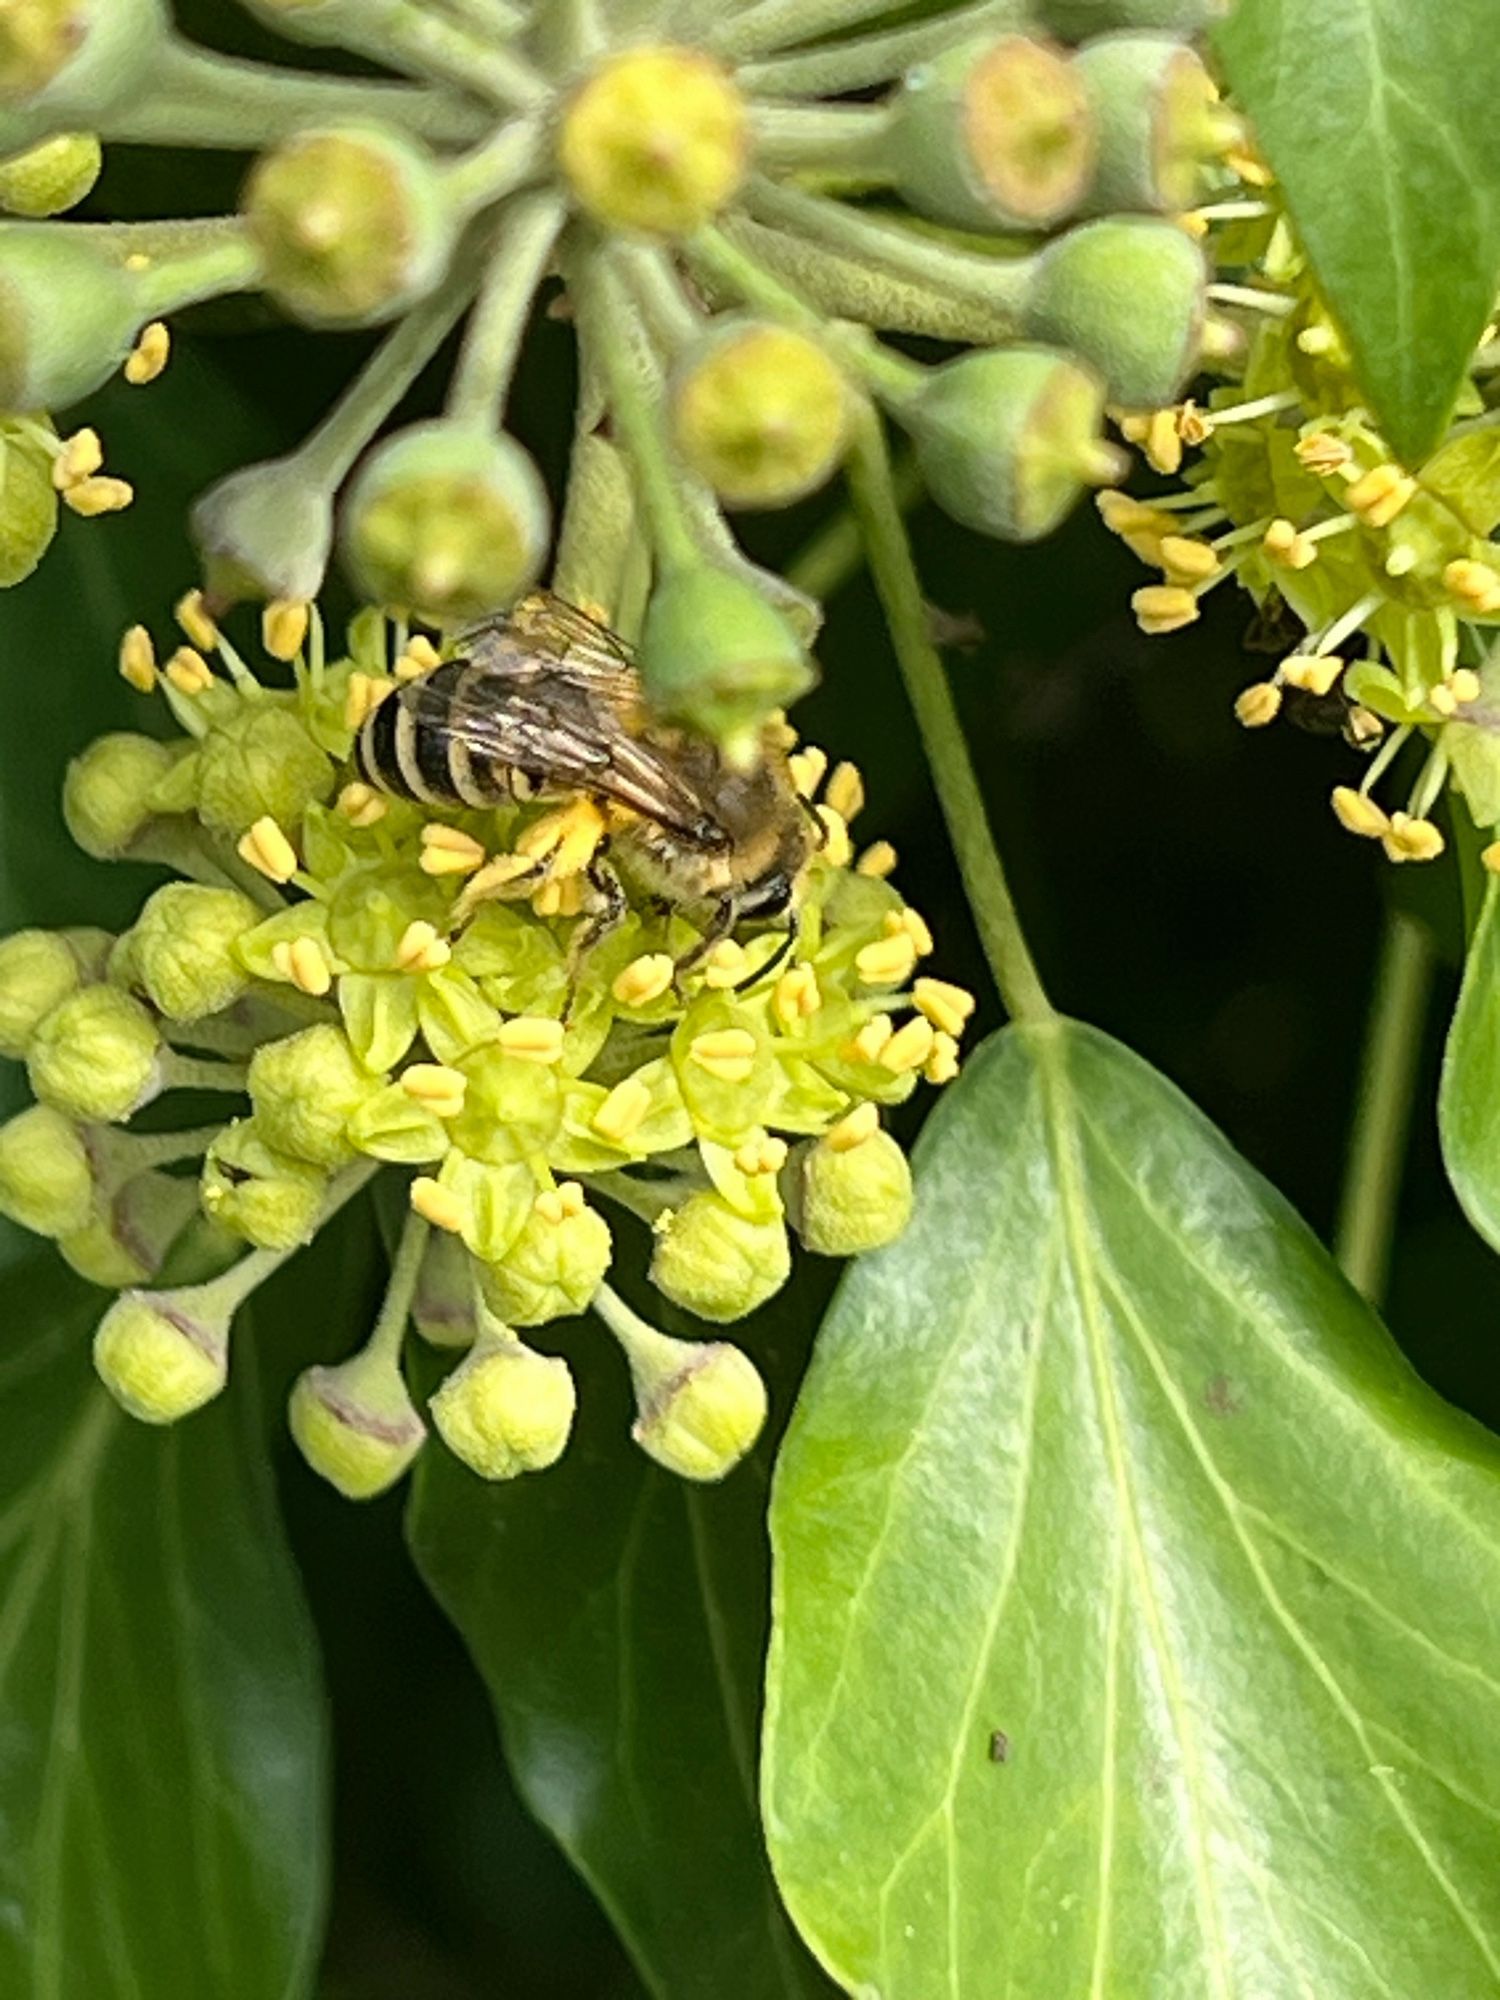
[766,1026,1500,1996]
[1441,876,1500,1252]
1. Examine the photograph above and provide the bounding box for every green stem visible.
[376,0,546,111]
[160,1055,251,1095]
[367,1209,430,1364]
[439,0,527,34]
[746,101,895,174]
[442,118,547,218]
[741,1,1026,96]
[446,190,565,428]
[189,1159,380,1314]
[787,453,923,604]
[844,404,1054,1025]
[717,0,921,58]
[1333,907,1434,1304]
[131,229,263,318]
[617,242,705,355]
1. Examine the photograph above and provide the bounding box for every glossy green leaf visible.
[407,1298,837,2000]
[1216,0,1500,463]
[1441,875,1500,1250]
[0,1261,328,1999]
[767,1023,1500,1997]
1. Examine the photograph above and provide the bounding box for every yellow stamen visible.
[788,745,828,798]
[1443,558,1500,614]
[1261,518,1317,571]
[394,634,443,681]
[734,1134,788,1177]
[1132,585,1199,636]
[1158,534,1221,584]
[534,1188,567,1225]
[849,1014,894,1063]
[704,938,750,989]
[262,598,310,662]
[887,907,934,957]
[411,1176,466,1233]
[815,803,852,868]
[1234,682,1282,728]
[773,964,820,1026]
[1345,463,1415,528]
[515,797,607,876]
[401,1063,468,1117]
[1282,654,1344,697]
[1294,431,1352,477]
[592,1074,653,1144]
[394,920,451,972]
[1448,668,1483,705]
[913,977,975,1037]
[823,761,865,824]
[164,646,214,696]
[273,935,332,998]
[1428,684,1458,717]
[118,624,157,693]
[419,822,487,876]
[558,1179,585,1217]
[496,1016,566,1065]
[826,1101,879,1152]
[174,588,219,652]
[1330,787,1390,839]
[344,671,394,731]
[1482,841,1500,875]
[237,815,298,884]
[688,1027,758,1084]
[1346,705,1384,747]
[1381,812,1444,864]
[612,953,674,1006]
[855,840,898,879]
[855,933,918,986]
[453,851,535,915]
[879,1015,935,1073]
[924,1032,961,1085]
[51,427,102,491]
[123,321,171,386]
[533,874,586,918]
[335,780,388,828]
[64,474,133,517]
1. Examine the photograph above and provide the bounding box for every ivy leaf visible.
[1216,0,1500,463]
[0,1262,328,1998]
[766,1024,1500,1997]
[407,1296,837,2000]
[1441,875,1500,1249]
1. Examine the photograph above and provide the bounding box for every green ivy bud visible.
[191,453,335,605]
[649,1189,790,1322]
[1042,0,1224,30]
[0,228,138,408]
[639,564,815,762]
[289,1348,426,1500]
[342,420,550,625]
[559,45,749,237]
[886,34,1094,232]
[893,346,1118,542]
[0,926,83,1055]
[1073,32,1225,215]
[60,1168,198,1287]
[608,1305,767,1481]
[62,731,175,860]
[93,1277,229,1423]
[1023,217,1204,408]
[194,698,333,837]
[478,1191,611,1326]
[249,1024,379,1167]
[0,1102,92,1236]
[201,1118,328,1251]
[0,412,57,581]
[0,130,101,214]
[788,1126,913,1256]
[412,1225,478,1348]
[130,883,260,1023]
[670,318,849,509]
[244,124,457,329]
[0,0,165,117]
[429,1318,576,1479]
[27,984,160,1123]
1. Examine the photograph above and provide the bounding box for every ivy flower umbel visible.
[0,0,1233,749]
[0,597,973,1494]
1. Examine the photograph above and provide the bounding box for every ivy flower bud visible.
[244,124,457,329]
[0,1102,92,1236]
[1074,32,1226,215]
[886,34,1094,233]
[412,1225,478,1348]
[0,228,145,407]
[62,730,175,860]
[895,346,1116,542]
[430,1319,577,1479]
[342,420,550,625]
[130,883,260,1022]
[27,985,160,1123]
[559,45,749,237]
[93,1281,230,1425]
[649,1190,791,1322]
[191,453,335,605]
[670,319,849,508]
[789,1126,913,1256]
[0,412,55,581]
[194,700,333,837]
[0,129,100,214]
[60,1167,197,1288]
[1024,217,1206,410]
[0,0,164,119]
[604,1301,767,1481]
[201,1118,328,1251]
[479,1189,611,1326]
[0,926,83,1055]
[639,564,815,761]
[248,1024,380,1167]
[289,1349,427,1500]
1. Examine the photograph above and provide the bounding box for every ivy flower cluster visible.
[0,599,975,1494]
[1101,193,1500,867]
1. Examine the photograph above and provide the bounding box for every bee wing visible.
[456,591,641,705]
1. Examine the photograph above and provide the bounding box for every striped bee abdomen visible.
[357,662,514,808]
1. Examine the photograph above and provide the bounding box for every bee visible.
[356,591,817,962]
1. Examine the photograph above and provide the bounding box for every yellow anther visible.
[849,1014,894,1064]
[1132,584,1199,636]
[118,624,157,693]
[612,952,674,1006]
[335,780,388,828]
[401,1063,468,1117]
[164,645,214,696]
[411,1176,466,1233]
[515,797,607,876]
[275,935,332,998]
[1381,812,1445,864]
[855,933,918,986]
[453,851,535,916]
[1262,518,1317,570]
[592,1074,653,1144]
[1176,400,1210,447]
[773,963,820,1026]
[123,321,171,386]
[1234,681,1282,728]
[51,427,102,491]
[262,598,310,662]
[879,1015,935,1073]
[913,977,975,1037]
[826,1101,879,1153]
[1296,323,1338,357]
[534,1188,567,1225]
[787,745,828,798]
[855,840,898,879]
[394,634,442,681]
[1126,406,1183,475]
[419,822,487,876]
[1448,668,1483,706]
[124,252,152,273]
[1294,431,1352,477]
[1158,534,1221,584]
[823,761,865,825]
[237,815,299,884]
[1443,558,1500,614]
[815,803,852,868]
[887,906,934,957]
[1346,705,1384,747]
[1345,463,1415,528]
[1483,841,1500,875]
[533,874,586,918]
[343,671,394,731]
[1282,654,1343,698]
[704,938,750,989]
[733,1135,788,1177]
[558,1179,585,1217]
[924,1032,961,1085]
[496,1016,566,1065]
[1330,787,1390,840]
[688,1027,758,1083]
[1428,683,1458,717]
[1095,489,1174,539]
[174,588,219,652]
[394,920,451,972]
[64,474,133,517]
[1175,208,1210,239]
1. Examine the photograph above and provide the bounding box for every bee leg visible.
[733,914,799,992]
[564,857,629,1002]
[672,896,738,989]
